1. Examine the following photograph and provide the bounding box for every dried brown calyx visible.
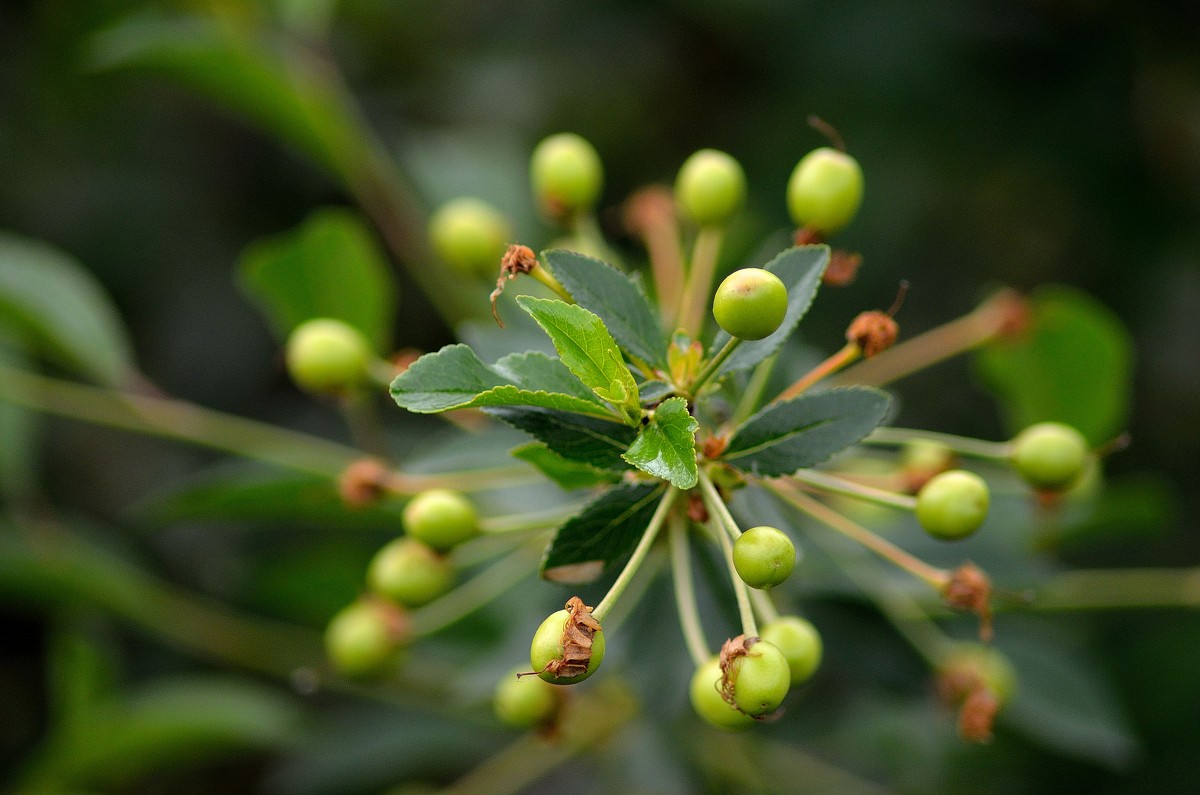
[545,596,602,680]
[793,226,824,246]
[686,491,710,524]
[943,562,994,642]
[846,310,899,358]
[717,634,754,708]
[936,658,1000,743]
[338,458,390,508]
[490,244,539,325]
[823,250,863,286]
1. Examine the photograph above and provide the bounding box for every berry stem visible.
[1020,567,1200,612]
[677,227,724,337]
[669,514,711,668]
[697,470,742,541]
[478,503,589,534]
[787,469,918,511]
[592,487,681,622]
[773,342,861,403]
[749,588,781,625]
[832,288,1026,388]
[410,544,539,637]
[765,480,949,590]
[338,393,392,460]
[529,262,575,304]
[862,427,1013,461]
[696,471,759,637]
[689,335,742,397]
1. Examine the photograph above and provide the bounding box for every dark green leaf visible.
[709,245,829,376]
[391,344,615,417]
[724,387,891,477]
[975,286,1132,445]
[638,379,675,405]
[541,483,666,583]
[0,233,134,386]
[622,397,699,488]
[510,442,621,490]
[541,250,668,368]
[517,296,641,415]
[239,207,395,347]
[486,407,638,472]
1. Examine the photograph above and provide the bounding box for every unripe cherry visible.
[759,616,823,684]
[367,537,453,607]
[529,603,605,685]
[713,268,788,341]
[494,665,560,729]
[786,147,864,235]
[324,600,404,677]
[690,657,754,730]
[530,133,603,219]
[428,198,511,278]
[285,318,371,394]
[727,638,791,716]
[732,526,796,589]
[915,470,990,540]
[675,149,746,226]
[402,489,479,551]
[1011,422,1090,491]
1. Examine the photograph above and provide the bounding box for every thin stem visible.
[0,364,359,477]
[478,503,586,534]
[592,487,680,622]
[713,516,758,638]
[410,545,539,636]
[339,393,391,460]
[669,515,710,668]
[766,480,949,590]
[832,288,1026,388]
[787,469,918,511]
[774,342,861,403]
[863,427,1013,461]
[697,470,742,540]
[732,353,778,425]
[529,262,575,303]
[689,335,742,396]
[626,187,687,328]
[1018,567,1200,612]
[677,227,723,337]
[749,588,781,625]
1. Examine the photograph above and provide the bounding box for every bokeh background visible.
[2,1,1199,793]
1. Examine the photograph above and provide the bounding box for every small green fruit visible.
[786,147,864,234]
[285,318,371,394]
[916,470,990,540]
[732,526,796,589]
[367,537,453,607]
[759,617,822,684]
[324,600,402,677]
[689,657,754,730]
[402,489,479,551]
[428,198,511,278]
[529,606,605,685]
[675,149,746,226]
[531,133,603,219]
[713,268,789,341]
[1011,422,1090,491]
[941,644,1017,706]
[727,638,791,716]
[494,665,560,729]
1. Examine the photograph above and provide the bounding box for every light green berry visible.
[367,537,453,608]
[713,268,789,341]
[732,526,796,589]
[324,600,403,677]
[428,198,511,278]
[675,149,746,226]
[915,470,990,540]
[727,639,791,716]
[1011,422,1090,491]
[786,147,864,234]
[759,617,823,684]
[531,133,603,219]
[494,666,560,729]
[285,318,371,394]
[689,657,754,730]
[529,605,605,685]
[402,489,479,551]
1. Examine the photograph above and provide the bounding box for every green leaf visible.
[622,397,699,488]
[486,407,638,472]
[0,233,134,386]
[541,250,668,368]
[20,676,304,791]
[517,296,641,417]
[709,245,829,376]
[89,14,371,182]
[541,483,666,583]
[975,286,1132,445]
[391,344,615,417]
[510,442,621,490]
[239,207,396,347]
[724,387,891,477]
[0,338,39,502]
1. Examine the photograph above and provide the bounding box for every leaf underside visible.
[541,482,667,583]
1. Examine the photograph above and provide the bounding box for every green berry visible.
[713,268,788,341]
[732,526,795,589]
[675,149,746,226]
[786,147,864,235]
[916,470,990,540]
[367,537,453,608]
[759,617,822,684]
[727,638,791,716]
[285,318,371,394]
[1011,422,1090,491]
[530,133,603,219]
[689,657,754,730]
[324,600,402,677]
[529,607,605,685]
[403,489,478,551]
[494,665,560,729]
[428,198,511,278]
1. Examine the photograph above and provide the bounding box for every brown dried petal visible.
[846,310,899,358]
[544,596,601,679]
[822,250,863,287]
[338,458,390,508]
[793,226,824,246]
[501,244,538,276]
[958,685,1000,743]
[686,492,710,524]
[943,563,994,642]
[717,634,752,707]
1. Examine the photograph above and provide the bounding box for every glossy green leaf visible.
[975,286,1132,445]
[724,387,891,477]
[622,397,699,488]
[239,207,395,347]
[0,233,134,386]
[541,483,666,583]
[709,245,829,376]
[510,442,621,490]
[541,250,668,368]
[391,344,616,418]
[20,676,304,791]
[486,407,638,472]
[516,296,641,418]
